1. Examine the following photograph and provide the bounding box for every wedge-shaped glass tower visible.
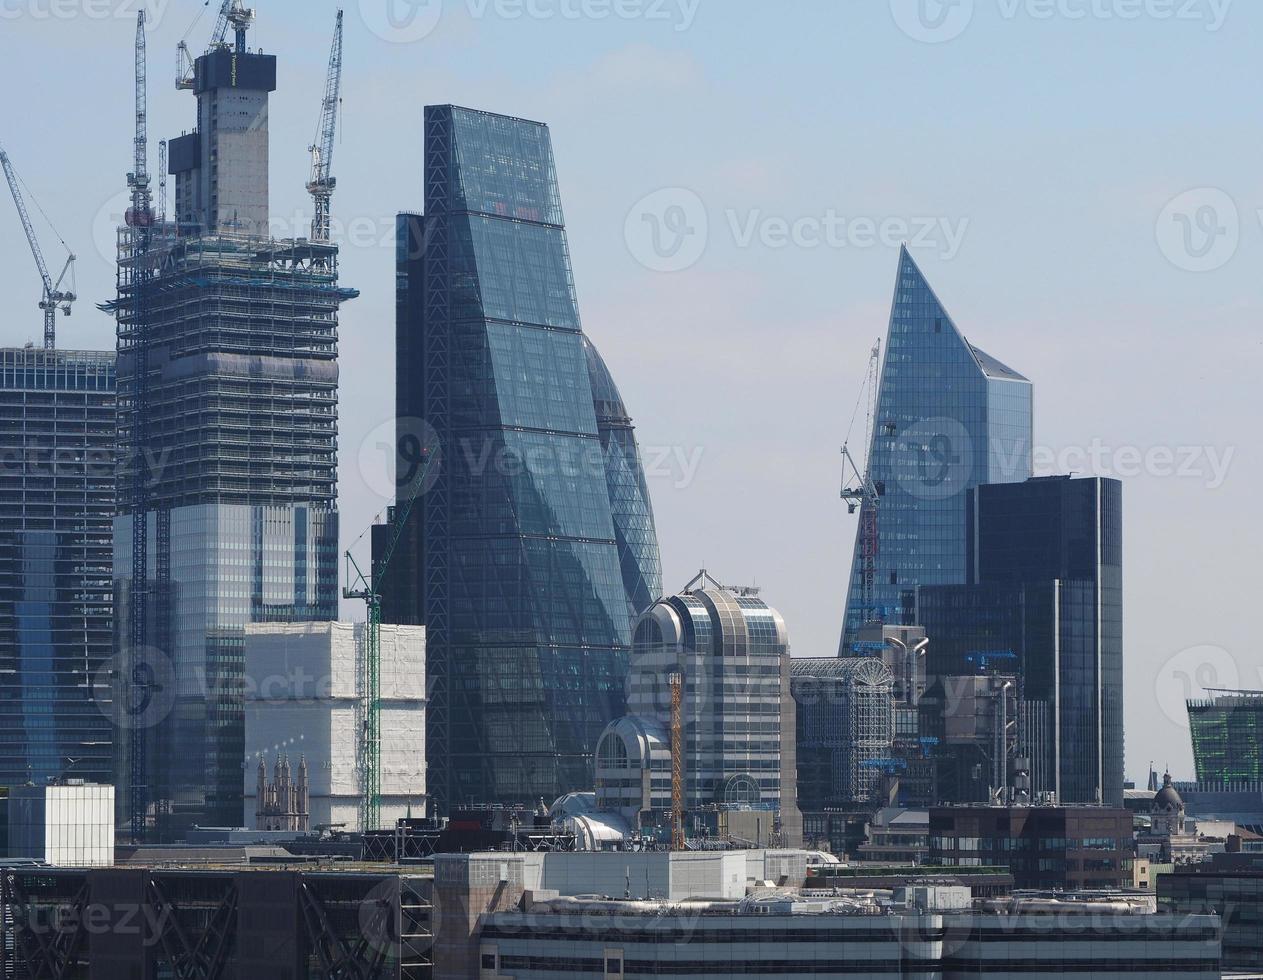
[841,246,1032,647]
[388,106,658,809]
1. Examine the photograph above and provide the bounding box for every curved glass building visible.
[583,336,663,621]
[841,246,1032,647]
[387,106,662,809]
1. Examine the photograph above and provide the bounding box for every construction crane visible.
[176,0,256,89]
[125,8,156,843]
[343,444,435,833]
[157,140,168,223]
[308,10,344,243]
[0,144,76,350]
[841,339,883,626]
[669,671,685,851]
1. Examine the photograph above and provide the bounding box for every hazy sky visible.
[1,0,1259,784]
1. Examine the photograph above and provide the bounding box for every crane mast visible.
[124,8,156,842]
[344,447,435,833]
[0,145,76,350]
[308,10,344,244]
[841,339,883,626]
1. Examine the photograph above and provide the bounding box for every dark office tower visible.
[583,337,663,620]
[108,24,355,839]
[388,106,645,810]
[0,348,115,786]
[1188,692,1263,785]
[841,246,1032,647]
[919,476,1123,806]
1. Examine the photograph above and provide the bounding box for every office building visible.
[385,105,659,809]
[0,347,115,787]
[1188,690,1263,785]
[477,860,1216,980]
[243,622,426,831]
[791,657,895,808]
[0,863,433,978]
[918,475,1123,805]
[107,18,355,838]
[6,782,114,867]
[1161,864,1263,971]
[595,571,802,845]
[840,246,1032,644]
[928,804,1134,890]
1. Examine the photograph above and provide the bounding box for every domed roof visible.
[582,335,631,426]
[1154,771,1184,811]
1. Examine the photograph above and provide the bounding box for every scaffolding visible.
[791,657,895,806]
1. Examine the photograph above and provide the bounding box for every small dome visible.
[1154,771,1184,811]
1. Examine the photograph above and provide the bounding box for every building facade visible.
[481,900,1218,980]
[841,246,1032,645]
[918,475,1123,806]
[243,622,426,831]
[791,657,895,808]
[595,572,802,844]
[385,105,658,809]
[582,336,662,621]
[1188,691,1263,785]
[0,348,115,788]
[109,25,354,839]
[928,805,1134,890]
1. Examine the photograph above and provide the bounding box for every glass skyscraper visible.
[386,105,659,810]
[0,348,115,787]
[1187,692,1263,785]
[841,246,1032,646]
[919,475,1124,806]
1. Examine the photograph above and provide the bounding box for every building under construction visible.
[106,5,356,840]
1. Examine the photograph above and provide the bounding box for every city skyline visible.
[0,1,1258,783]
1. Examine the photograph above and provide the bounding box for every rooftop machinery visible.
[0,143,76,350]
[177,0,257,88]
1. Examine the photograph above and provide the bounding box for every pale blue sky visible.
[2,0,1259,782]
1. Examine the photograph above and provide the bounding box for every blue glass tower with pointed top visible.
[841,247,1033,648]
